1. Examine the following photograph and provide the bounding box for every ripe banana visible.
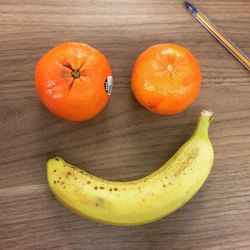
[47,110,214,226]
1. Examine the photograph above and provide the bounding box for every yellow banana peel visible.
[47,110,214,226]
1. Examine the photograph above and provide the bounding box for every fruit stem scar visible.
[72,70,81,79]
[167,64,174,72]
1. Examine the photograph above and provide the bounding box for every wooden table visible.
[1,0,249,249]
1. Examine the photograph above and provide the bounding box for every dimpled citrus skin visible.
[35,42,112,121]
[131,44,201,114]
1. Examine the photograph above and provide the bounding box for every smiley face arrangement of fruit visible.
[36,42,214,226]
[47,110,214,226]
[35,42,112,121]
[132,44,201,114]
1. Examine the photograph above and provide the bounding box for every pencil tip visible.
[184,1,197,14]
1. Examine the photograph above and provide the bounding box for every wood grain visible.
[0,0,250,249]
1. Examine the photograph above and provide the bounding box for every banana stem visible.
[194,110,213,138]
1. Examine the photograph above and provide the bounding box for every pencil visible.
[184,1,250,71]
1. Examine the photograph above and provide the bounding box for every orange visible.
[35,42,112,121]
[131,44,201,114]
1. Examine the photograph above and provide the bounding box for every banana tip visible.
[201,109,213,117]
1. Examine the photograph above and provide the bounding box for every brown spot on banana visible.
[174,148,199,176]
